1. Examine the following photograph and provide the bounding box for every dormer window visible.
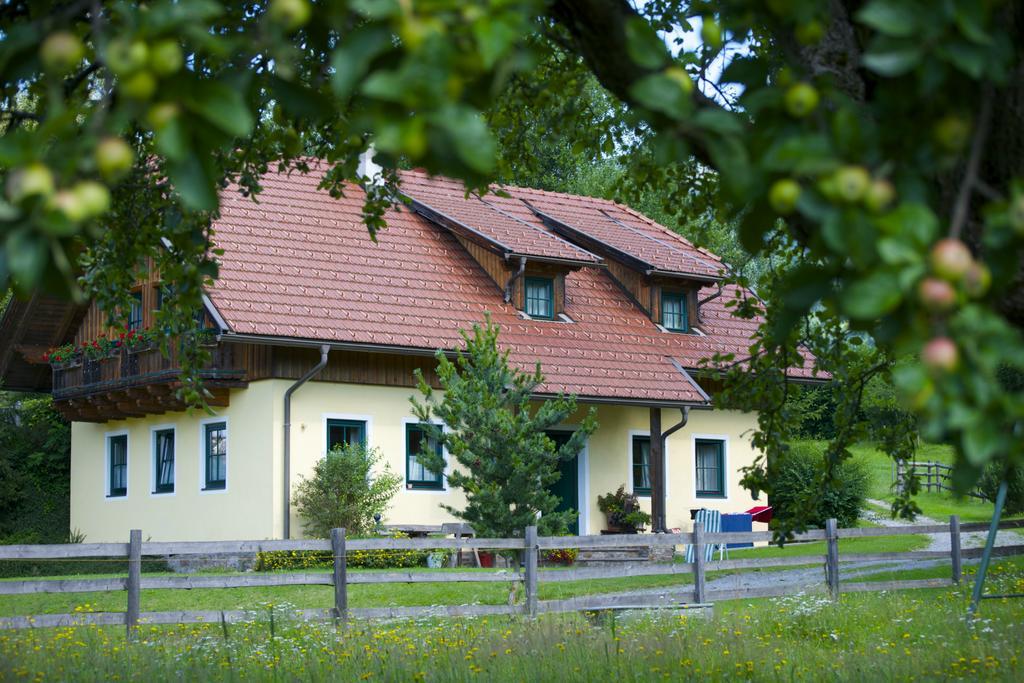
[525,277,555,320]
[661,290,688,332]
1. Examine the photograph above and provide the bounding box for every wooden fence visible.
[893,460,986,499]
[1,517,1023,632]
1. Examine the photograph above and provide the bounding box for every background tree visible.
[411,317,597,538]
[3,0,1023,536]
[291,442,401,538]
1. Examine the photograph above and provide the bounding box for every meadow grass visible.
[1,559,1021,682]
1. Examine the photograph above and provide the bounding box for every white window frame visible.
[150,423,177,497]
[627,429,670,500]
[691,433,729,501]
[401,416,449,494]
[198,416,229,495]
[321,412,374,458]
[104,429,130,501]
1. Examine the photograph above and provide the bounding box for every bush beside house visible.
[771,442,869,529]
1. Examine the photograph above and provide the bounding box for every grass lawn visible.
[2,560,1022,681]
[799,440,1021,523]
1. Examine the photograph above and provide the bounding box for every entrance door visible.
[547,430,580,535]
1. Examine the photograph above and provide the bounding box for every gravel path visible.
[862,498,1022,552]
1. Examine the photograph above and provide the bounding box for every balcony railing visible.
[53,342,243,399]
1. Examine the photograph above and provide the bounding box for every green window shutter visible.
[405,423,444,490]
[154,429,175,493]
[524,277,554,319]
[108,434,128,497]
[695,439,725,498]
[661,290,688,332]
[632,435,651,496]
[326,419,367,452]
[204,422,227,490]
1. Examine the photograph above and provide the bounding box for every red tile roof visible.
[208,164,817,404]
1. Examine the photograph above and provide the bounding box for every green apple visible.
[105,39,149,76]
[120,71,157,100]
[794,20,824,45]
[701,18,723,49]
[1009,195,1024,236]
[963,261,991,298]
[933,115,971,153]
[40,31,85,74]
[73,181,111,218]
[146,102,181,130]
[149,40,184,77]
[665,66,694,95]
[929,238,973,282]
[863,178,896,213]
[95,138,134,181]
[7,163,55,202]
[833,165,870,203]
[769,178,801,214]
[784,82,819,118]
[268,0,312,32]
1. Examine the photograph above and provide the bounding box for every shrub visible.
[255,534,429,571]
[770,442,869,529]
[292,442,401,538]
[977,463,1024,516]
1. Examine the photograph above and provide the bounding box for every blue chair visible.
[685,508,727,562]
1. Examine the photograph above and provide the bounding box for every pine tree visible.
[411,316,597,538]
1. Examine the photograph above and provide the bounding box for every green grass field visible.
[2,562,1022,682]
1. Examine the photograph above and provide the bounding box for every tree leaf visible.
[166,155,217,211]
[624,17,667,69]
[331,27,392,99]
[186,81,254,138]
[856,0,920,37]
[841,271,903,320]
[862,42,923,76]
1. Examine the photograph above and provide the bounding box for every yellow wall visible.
[70,379,765,541]
[70,382,279,542]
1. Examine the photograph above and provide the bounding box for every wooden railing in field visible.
[892,460,987,499]
[1,518,1022,632]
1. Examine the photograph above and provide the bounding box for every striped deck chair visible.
[684,509,727,562]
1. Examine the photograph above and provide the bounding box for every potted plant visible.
[597,485,651,534]
[544,547,579,566]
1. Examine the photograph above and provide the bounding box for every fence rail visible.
[893,460,987,499]
[1,517,1022,632]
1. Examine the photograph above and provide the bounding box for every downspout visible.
[653,407,690,533]
[283,344,330,539]
[504,256,527,303]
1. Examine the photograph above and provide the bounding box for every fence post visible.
[949,515,962,584]
[693,522,706,604]
[825,518,839,601]
[126,529,141,637]
[331,528,348,624]
[524,525,538,618]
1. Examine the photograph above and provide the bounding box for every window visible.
[128,291,144,331]
[108,434,128,497]
[326,419,366,452]
[524,277,554,319]
[406,423,444,490]
[695,439,725,498]
[153,428,175,493]
[632,435,651,496]
[204,422,227,490]
[661,290,688,332]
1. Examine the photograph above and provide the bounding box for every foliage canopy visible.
[3,0,1024,536]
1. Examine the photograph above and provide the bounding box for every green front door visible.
[547,430,580,535]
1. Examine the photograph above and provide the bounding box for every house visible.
[0,162,819,542]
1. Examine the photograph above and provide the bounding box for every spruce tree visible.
[411,316,597,538]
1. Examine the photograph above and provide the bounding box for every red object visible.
[745,505,773,523]
[478,551,495,568]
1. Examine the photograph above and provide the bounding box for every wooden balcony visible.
[52,343,247,422]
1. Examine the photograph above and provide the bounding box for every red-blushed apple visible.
[930,238,973,282]
[917,277,957,313]
[922,337,959,373]
[963,262,991,298]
